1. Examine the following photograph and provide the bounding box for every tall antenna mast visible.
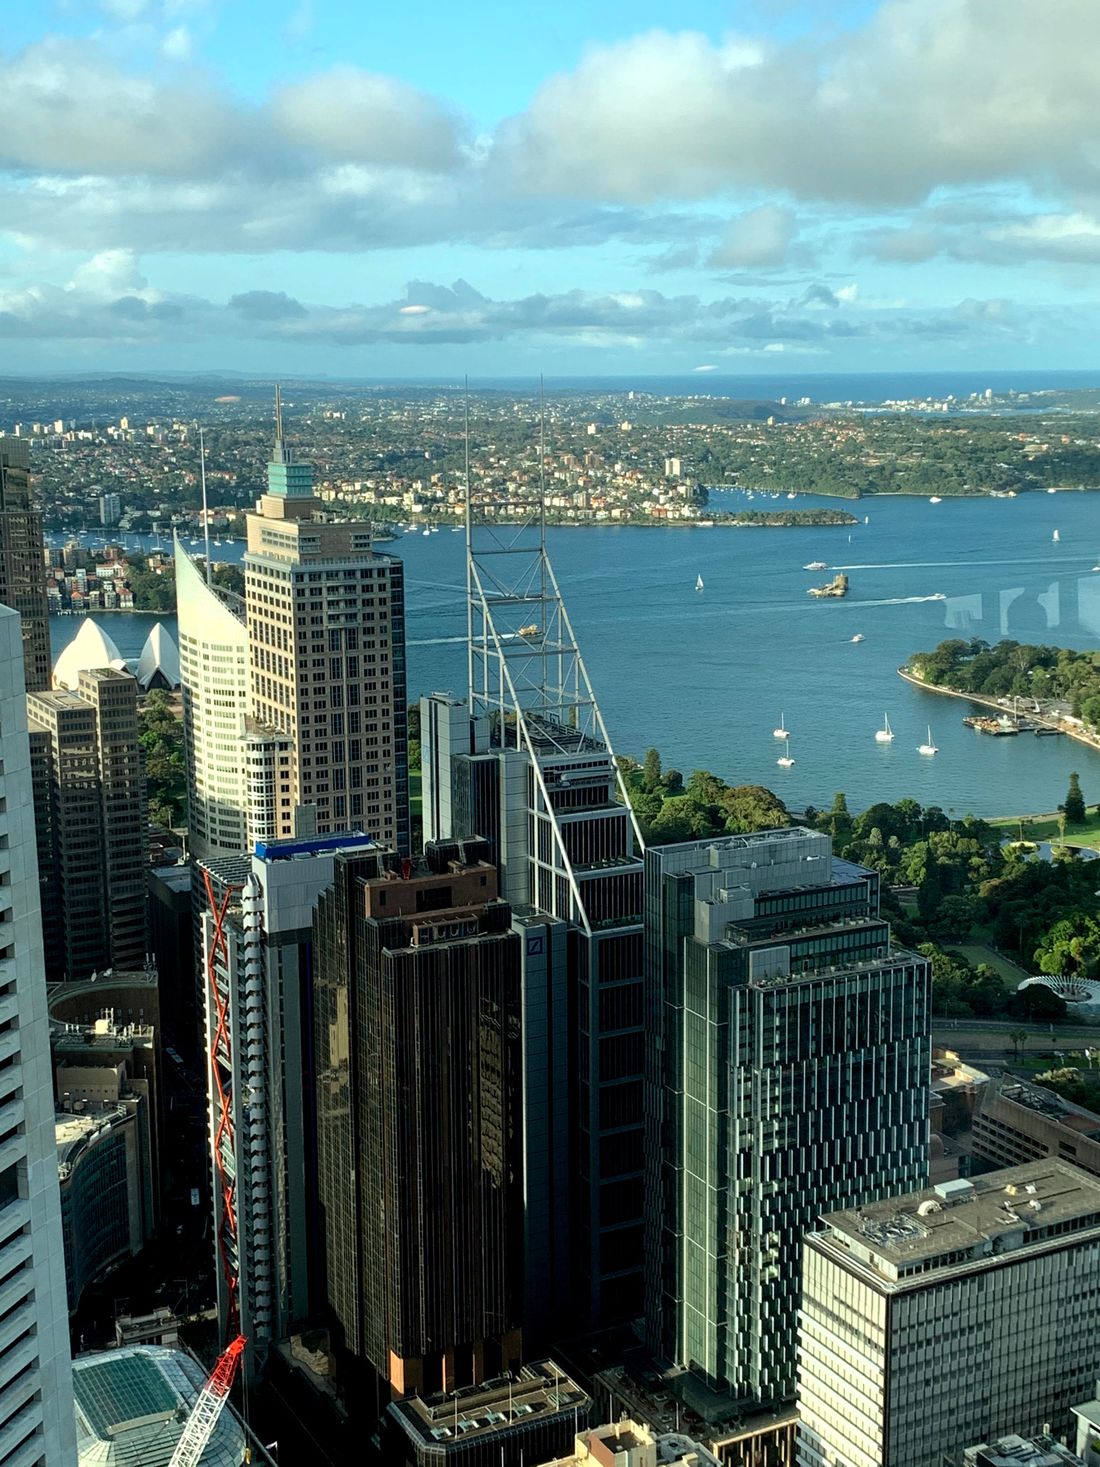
[199,425,212,587]
[464,377,474,716]
[274,383,284,450]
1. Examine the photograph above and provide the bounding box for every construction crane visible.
[169,1335,246,1467]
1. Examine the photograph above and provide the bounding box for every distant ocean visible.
[469,370,1100,403]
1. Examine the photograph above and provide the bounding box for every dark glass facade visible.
[314,851,524,1397]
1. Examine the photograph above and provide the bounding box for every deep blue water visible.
[51,488,1100,818]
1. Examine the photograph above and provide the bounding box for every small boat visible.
[875,714,894,744]
[1048,487,1058,494]
[1053,529,1060,543]
[777,738,795,768]
[517,623,540,638]
[863,516,869,524]
[928,593,947,601]
[695,574,704,591]
[451,526,463,532]
[850,633,865,643]
[430,526,440,533]
[787,492,797,500]
[929,496,942,504]
[918,725,939,756]
[1092,565,1100,572]
[804,561,827,571]
[773,714,789,739]
[422,528,431,536]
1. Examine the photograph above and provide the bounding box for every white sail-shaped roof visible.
[135,622,180,691]
[53,619,125,690]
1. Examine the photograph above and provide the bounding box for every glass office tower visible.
[644,828,931,1408]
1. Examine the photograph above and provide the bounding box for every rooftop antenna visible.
[464,377,474,713]
[199,426,212,587]
[274,383,284,452]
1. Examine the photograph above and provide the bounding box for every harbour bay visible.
[50,485,1100,818]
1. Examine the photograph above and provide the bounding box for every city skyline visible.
[4,1,1100,374]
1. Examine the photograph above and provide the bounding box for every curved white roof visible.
[136,622,181,691]
[53,619,125,691]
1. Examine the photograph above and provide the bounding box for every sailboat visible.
[777,738,795,768]
[875,714,894,743]
[773,714,789,739]
[1053,529,1061,543]
[695,574,704,591]
[918,725,939,756]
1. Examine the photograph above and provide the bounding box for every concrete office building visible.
[0,606,76,1462]
[971,1073,1100,1177]
[199,831,382,1381]
[243,390,409,850]
[964,1439,1084,1467]
[98,493,121,527]
[797,1161,1100,1467]
[53,1012,160,1218]
[314,841,524,1397]
[384,1358,589,1467]
[645,829,931,1409]
[28,667,147,981]
[0,438,50,693]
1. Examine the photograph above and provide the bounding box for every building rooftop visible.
[56,1105,132,1175]
[73,1344,247,1467]
[817,1160,1100,1283]
[389,1360,590,1450]
[964,1434,1084,1466]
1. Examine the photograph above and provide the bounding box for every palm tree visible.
[1009,1028,1030,1061]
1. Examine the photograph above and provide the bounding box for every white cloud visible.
[495,0,1100,206]
[272,67,466,171]
[161,26,193,62]
[709,206,797,269]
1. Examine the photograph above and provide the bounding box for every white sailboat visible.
[875,714,894,743]
[773,713,789,739]
[1053,529,1061,543]
[695,574,704,591]
[918,725,939,756]
[777,738,795,768]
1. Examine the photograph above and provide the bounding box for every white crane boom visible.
[169,1335,246,1467]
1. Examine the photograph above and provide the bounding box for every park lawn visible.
[945,942,1030,993]
[409,765,422,819]
[990,808,1100,852]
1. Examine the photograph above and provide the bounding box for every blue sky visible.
[2,0,1100,375]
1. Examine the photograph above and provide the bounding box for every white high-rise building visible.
[175,541,291,863]
[0,605,76,1464]
[798,1160,1100,1467]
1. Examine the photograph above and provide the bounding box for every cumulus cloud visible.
[865,210,1100,267]
[0,256,1054,359]
[272,67,465,170]
[709,206,798,269]
[0,39,245,176]
[496,0,1100,206]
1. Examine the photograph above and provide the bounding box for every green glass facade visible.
[645,828,931,1408]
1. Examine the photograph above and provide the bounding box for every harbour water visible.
[49,488,1100,818]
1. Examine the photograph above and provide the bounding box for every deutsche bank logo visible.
[526,936,544,957]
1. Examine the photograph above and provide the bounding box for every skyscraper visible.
[419,454,646,1333]
[645,828,930,1408]
[28,667,147,981]
[199,831,383,1381]
[177,393,409,857]
[0,438,50,693]
[313,841,524,1397]
[176,541,291,863]
[244,389,409,851]
[798,1162,1100,1467]
[0,603,76,1461]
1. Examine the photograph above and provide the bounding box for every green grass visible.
[409,765,422,820]
[945,942,1030,992]
[990,808,1100,851]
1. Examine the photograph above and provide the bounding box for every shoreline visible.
[896,666,1100,758]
